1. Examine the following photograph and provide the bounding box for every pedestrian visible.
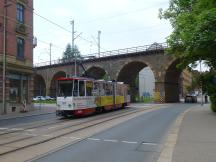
[205,95,208,103]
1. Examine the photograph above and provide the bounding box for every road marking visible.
[103,139,118,143]
[25,133,38,136]
[43,134,53,137]
[11,128,24,131]
[122,141,138,144]
[61,137,69,139]
[70,136,81,140]
[48,127,56,130]
[142,142,157,146]
[25,129,36,132]
[0,128,8,130]
[88,138,101,141]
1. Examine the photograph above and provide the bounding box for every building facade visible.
[180,69,193,97]
[139,67,155,98]
[0,0,34,114]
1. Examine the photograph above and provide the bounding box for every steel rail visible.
[0,108,146,156]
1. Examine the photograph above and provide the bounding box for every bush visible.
[210,95,216,112]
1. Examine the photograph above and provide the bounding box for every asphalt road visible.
[0,113,57,127]
[33,104,193,162]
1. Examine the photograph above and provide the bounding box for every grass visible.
[135,96,154,103]
[33,100,56,104]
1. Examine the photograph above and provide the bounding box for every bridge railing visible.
[34,42,167,67]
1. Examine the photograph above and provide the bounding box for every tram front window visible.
[59,81,72,97]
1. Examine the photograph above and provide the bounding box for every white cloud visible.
[34,0,172,63]
[52,7,73,17]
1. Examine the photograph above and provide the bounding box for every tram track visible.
[0,108,137,146]
[0,107,134,137]
[0,107,147,156]
[0,118,69,136]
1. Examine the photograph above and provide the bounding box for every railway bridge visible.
[33,43,191,103]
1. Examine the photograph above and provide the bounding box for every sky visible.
[33,0,172,65]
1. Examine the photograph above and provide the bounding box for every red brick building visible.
[0,0,34,114]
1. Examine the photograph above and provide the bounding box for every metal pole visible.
[39,84,42,110]
[98,30,101,57]
[70,20,76,76]
[49,43,52,65]
[2,1,12,114]
[200,59,203,106]
[2,4,6,114]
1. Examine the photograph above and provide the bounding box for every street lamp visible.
[70,20,76,76]
[98,30,101,57]
[2,1,12,114]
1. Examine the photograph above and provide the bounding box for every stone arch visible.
[164,59,182,102]
[84,66,107,79]
[33,74,46,97]
[117,61,156,102]
[50,71,66,97]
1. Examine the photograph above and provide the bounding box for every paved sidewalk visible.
[0,104,56,120]
[172,104,216,162]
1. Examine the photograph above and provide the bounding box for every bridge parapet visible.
[34,43,167,68]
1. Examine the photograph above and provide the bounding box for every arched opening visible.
[164,59,192,102]
[117,61,155,102]
[84,66,106,79]
[50,71,66,97]
[139,67,155,100]
[33,75,46,97]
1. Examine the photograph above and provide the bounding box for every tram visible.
[56,76,130,117]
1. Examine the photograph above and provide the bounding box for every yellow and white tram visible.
[56,77,130,117]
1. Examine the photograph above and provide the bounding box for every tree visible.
[159,0,216,69]
[201,71,216,111]
[160,0,216,111]
[62,44,81,60]
[186,70,201,92]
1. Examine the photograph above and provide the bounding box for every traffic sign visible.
[213,76,216,84]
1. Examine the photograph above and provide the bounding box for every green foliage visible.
[33,100,56,104]
[102,74,110,81]
[200,71,216,112]
[186,70,200,92]
[62,44,81,60]
[160,0,216,112]
[159,0,216,69]
[210,95,216,112]
[201,71,216,96]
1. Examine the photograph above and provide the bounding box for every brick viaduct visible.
[33,44,183,103]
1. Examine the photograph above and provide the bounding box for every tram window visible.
[59,81,72,97]
[116,85,122,96]
[100,83,105,96]
[105,83,112,95]
[86,81,93,96]
[73,80,78,96]
[93,82,100,96]
[79,81,85,96]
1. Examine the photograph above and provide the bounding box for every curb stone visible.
[157,108,191,162]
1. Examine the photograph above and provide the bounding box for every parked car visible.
[33,96,46,101]
[44,96,55,100]
[185,94,197,103]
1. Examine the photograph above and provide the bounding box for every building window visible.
[9,74,28,103]
[17,38,25,58]
[17,3,25,23]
